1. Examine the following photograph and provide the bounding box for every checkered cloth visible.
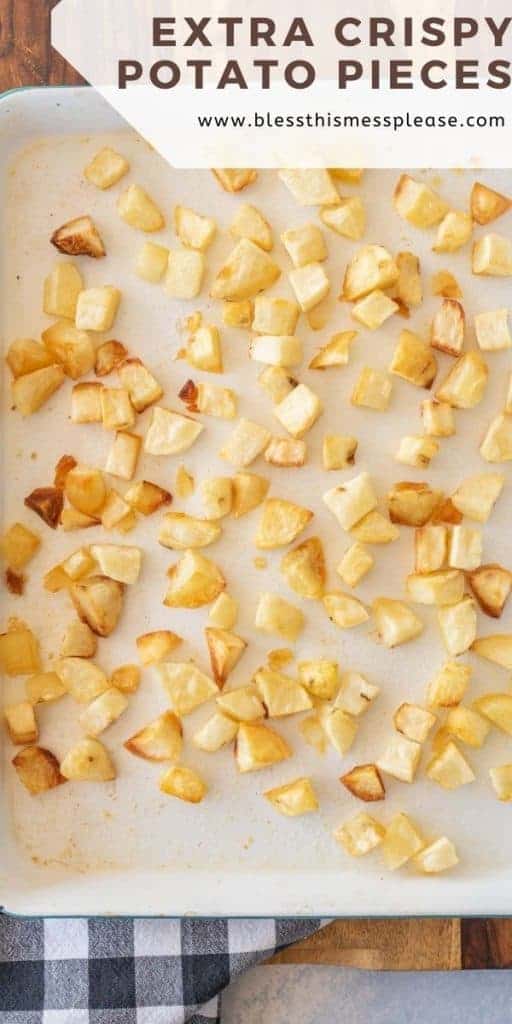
[0,915,323,1023]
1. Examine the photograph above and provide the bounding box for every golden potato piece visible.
[136,241,169,282]
[6,337,53,378]
[474,692,512,733]
[70,575,124,637]
[13,364,65,416]
[321,197,366,241]
[220,418,271,466]
[468,565,512,619]
[254,592,304,642]
[343,244,398,302]
[471,181,511,225]
[431,299,465,357]
[298,659,339,701]
[90,543,141,586]
[324,472,377,531]
[209,593,238,630]
[378,734,421,783]
[60,738,116,781]
[394,703,436,743]
[382,813,424,870]
[433,211,472,253]
[193,712,238,753]
[125,480,172,516]
[175,205,216,251]
[211,239,280,301]
[110,664,140,694]
[309,330,357,370]
[480,413,512,463]
[373,598,423,647]
[26,671,67,703]
[473,233,512,276]
[388,481,441,527]
[213,169,256,192]
[158,661,218,715]
[56,657,108,704]
[136,630,181,665]
[205,627,247,687]
[352,290,398,331]
[145,407,203,457]
[289,263,330,312]
[75,287,121,333]
[79,687,128,737]
[85,147,129,188]
[118,183,164,231]
[12,745,64,794]
[278,169,339,206]
[474,308,511,351]
[232,473,269,517]
[406,569,464,607]
[95,340,127,377]
[252,295,299,336]
[51,215,105,258]
[254,668,312,717]
[159,513,221,551]
[255,498,313,550]
[340,764,385,802]
[350,511,399,544]
[323,435,358,471]
[432,269,462,299]
[281,223,326,267]
[323,591,369,629]
[125,711,182,762]
[43,262,82,319]
[5,701,38,744]
[445,705,490,748]
[65,465,106,517]
[217,685,265,723]
[426,740,474,790]
[414,525,448,574]
[351,367,392,411]
[235,721,291,772]
[421,399,455,437]
[264,777,318,816]
[118,358,163,412]
[0,523,40,571]
[299,714,327,754]
[274,384,322,438]
[451,473,504,523]
[42,320,95,380]
[281,537,325,600]
[24,486,63,530]
[438,597,477,656]
[390,330,437,389]
[396,436,439,469]
[426,661,472,708]
[414,837,459,874]
[105,431,142,480]
[489,764,512,801]
[231,203,272,252]
[164,550,225,608]
[0,626,40,676]
[160,765,207,802]
[334,672,379,716]
[393,174,448,228]
[334,812,385,856]
[165,250,205,299]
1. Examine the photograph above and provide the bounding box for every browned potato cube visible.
[0,626,40,676]
[340,763,385,802]
[12,745,64,794]
[4,701,38,744]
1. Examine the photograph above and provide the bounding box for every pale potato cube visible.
[473,233,512,276]
[281,223,326,267]
[436,352,488,409]
[144,406,203,455]
[250,335,303,367]
[75,287,121,332]
[181,324,223,373]
[60,738,115,781]
[449,525,482,570]
[230,203,272,251]
[421,400,455,437]
[26,670,67,703]
[393,174,448,227]
[163,550,225,609]
[222,299,253,328]
[43,262,83,319]
[193,712,238,753]
[373,598,424,647]
[254,668,312,717]
[415,525,448,574]
[209,592,238,630]
[322,707,358,755]
[57,657,108,703]
[426,661,472,708]
[394,703,436,743]
[175,205,216,251]
[79,686,128,737]
[217,686,265,723]
[211,239,280,300]
[105,431,141,480]
[136,242,169,282]
[255,498,312,549]
[201,477,232,519]
[309,330,357,370]
[160,765,207,803]
[158,662,218,715]
[334,812,385,857]
[165,250,205,299]
[480,413,512,462]
[434,210,472,252]
[431,299,465,357]
[473,692,512,734]
[396,436,439,468]
[85,147,129,189]
[337,542,374,588]
[323,591,369,629]
[252,296,300,335]
[254,592,304,641]
[352,290,398,330]
[90,544,141,585]
[438,597,477,656]
[298,659,339,701]
[323,472,377,531]
[390,330,437,389]
[299,714,327,754]
[274,383,322,438]
[446,705,490,748]
[351,511,400,544]
[451,472,504,522]
[351,367,392,411]
[378,735,421,783]
[278,169,339,206]
[5,701,38,744]
[100,489,131,530]
[118,184,164,231]
[100,387,135,430]
[382,813,424,870]
[320,197,366,240]
[334,671,379,716]
[426,740,475,789]
[343,245,398,301]
[489,764,512,801]
[231,473,269,517]
[264,777,318,816]
[471,181,511,224]
[0,523,40,571]
[475,308,511,351]
[213,169,257,192]
[289,263,330,312]
[220,418,271,466]
[258,366,297,404]
[414,837,459,873]
[235,721,291,772]
[264,437,306,468]
[407,569,464,607]
[323,434,358,470]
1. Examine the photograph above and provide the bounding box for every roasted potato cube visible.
[110,664,140,694]
[489,764,512,801]
[158,661,218,715]
[136,242,169,282]
[12,745,64,794]
[164,549,225,608]
[309,330,357,370]
[231,472,269,516]
[445,705,490,748]
[75,286,121,333]
[209,593,238,630]
[180,324,223,374]
[13,364,65,416]
[258,366,297,405]
[335,672,379,716]
[341,764,385,802]
[393,174,448,227]
[0,523,40,571]
[298,659,338,701]
[322,434,358,471]
[165,249,205,299]
[206,627,247,687]
[90,544,141,584]
[211,239,280,301]
[254,667,312,717]
[433,211,472,253]
[382,813,424,870]
[426,740,475,789]
[421,399,455,437]
[220,418,271,466]
[125,710,182,761]
[337,542,374,588]
[71,382,103,424]
[230,203,272,252]
[4,701,38,744]
[431,299,465,357]
[389,330,437,389]
[323,591,369,629]
[406,569,464,607]
[468,565,512,619]
[51,215,105,258]
[175,205,216,251]
[160,765,207,803]
[264,437,306,467]
[252,295,300,336]
[373,598,423,647]
[57,657,108,703]
[396,436,439,468]
[330,168,364,183]
[278,169,339,206]
[42,319,96,380]
[474,308,511,351]
[61,547,95,581]
[79,686,128,736]
[213,168,257,192]
[26,671,67,703]
[136,630,181,666]
[388,481,441,528]
[432,269,462,298]
[452,472,504,522]
[299,713,327,753]
[0,625,40,676]
[473,692,512,734]
[343,244,398,302]
[105,430,141,480]
[378,734,421,783]
[427,661,472,708]
[254,592,304,641]
[449,525,482,571]
[193,711,238,753]
[95,339,128,377]
[334,812,385,856]
[6,337,53,378]
[179,380,236,419]
[250,334,303,368]
[414,525,448,574]
[159,512,221,550]
[471,181,511,224]
[321,707,358,754]
[274,383,322,438]
[235,721,291,772]
[64,465,106,517]
[289,263,330,312]
[118,183,164,231]
[281,223,326,267]
[414,837,459,873]
[145,407,203,456]
[60,737,115,781]
[125,480,171,517]
[24,485,64,529]
[394,703,436,743]
[280,537,325,600]
[352,290,398,330]
[264,777,318,816]
[100,490,131,531]
[100,387,135,430]
[223,299,254,328]
[351,367,392,411]
[438,597,477,656]
[324,472,377,531]
[392,251,423,309]
[85,146,129,189]
[350,511,400,544]
[321,197,366,240]
[43,262,83,319]
[200,477,232,520]
[70,575,124,637]
[217,685,265,722]
[480,413,512,462]
[255,498,313,550]
[473,233,512,276]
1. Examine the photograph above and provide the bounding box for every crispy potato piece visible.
[321,197,366,241]
[343,245,398,302]
[79,687,128,736]
[24,486,63,530]
[394,703,436,743]
[125,710,182,762]
[289,263,330,312]
[427,661,472,708]
[480,413,512,462]
[334,812,385,856]
[352,290,398,330]
[118,183,164,231]
[281,223,326,267]
[433,211,472,253]
[426,740,474,789]
[438,597,477,656]
[211,239,280,301]
[61,547,95,581]
[252,296,299,336]
[175,463,195,498]
[6,337,53,378]
[193,711,238,753]
[231,203,272,251]
[85,146,128,188]
[60,738,115,781]
[255,667,312,717]
[70,575,124,637]
[145,407,203,456]
[158,661,218,715]
[377,734,421,783]
[432,269,462,298]
[451,472,504,522]
[274,384,322,438]
[223,299,254,329]
[12,745,64,794]
[414,837,459,873]
[136,630,181,665]
[323,434,358,470]
[350,510,399,544]
[393,174,448,227]
[175,205,216,251]
[351,367,392,411]
[323,591,369,629]
[109,664,140,694]
[489,764,512,801]
[0,523,40,571]
[90,544,141,584]
[205,627,247,686]
[51,215,105,258]
[471,182,511,225]
[117,357,163,412]
[468,565,512,618]
[13,364,65,416]
[382,813,424,870]
[26,671,67,703]
[255,498,313,549]
[165,250,205,299]
[217,685,265,723]
[160,765,207,803]
[56,657,108,703]
[472,634,512,669]
[431,299,465,357]
[232,472,269,517]
[95,340,127,377]
[340,764,385,802]
[235,721,291,772]
[213,169,257,192]
[5,701,38,744]
[164,550,225,608]
[309,330,357,370]
[179,379,237,419]
[105,431,141,480]
[474,308,511,351]
[415,525,448,574]
[337,543,374,588]
[159,513,221,551]
[334,672,379,715]
[473,233,512,276]
[209,593,238,630]
[298,659,338,701]
[390,330,437,389]
[136,241,169,282]
[179,324,223,374]
[65,465,106,517]
[421,399,455,437]
[281,537,325,599]
[392,251,423,309]
[125,480,172,516]
[396,436,438,468]
[71,382,103,424]
[250,335,303,368]
[278,169,339,206]
[75,287,121,333]
[449,525,482,571]
[406,569,464,607]
[254,592,304,641]
[264,777,318,816]
[324,472,377,531]
[445,705,490,748]
[43,262,82,319]
[220,418,271,466]
[201,477,232,520]
[5,569,24,595]
[373,598,423,647]
[0,625,41,675]
[330,168,364,183]
[388,481,441,527]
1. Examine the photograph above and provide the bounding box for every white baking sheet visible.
[1,88,512,917]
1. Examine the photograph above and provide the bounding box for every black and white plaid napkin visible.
[0,915,324,1023]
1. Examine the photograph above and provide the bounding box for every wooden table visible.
[1,0,510,972]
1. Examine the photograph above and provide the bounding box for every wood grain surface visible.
[1,0,510,973]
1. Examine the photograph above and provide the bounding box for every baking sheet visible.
[1,88,512,917]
